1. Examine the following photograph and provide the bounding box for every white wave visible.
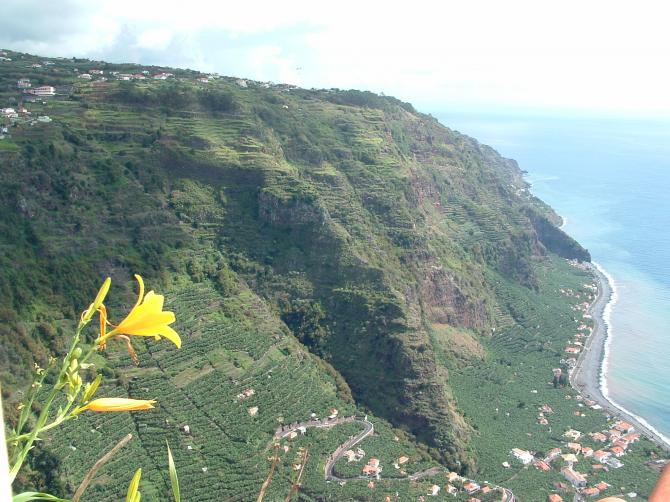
[593,261,670,448]
[559,215,567,229]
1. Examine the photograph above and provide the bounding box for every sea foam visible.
[594,261,670,448]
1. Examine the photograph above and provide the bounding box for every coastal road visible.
[571,263,670,452]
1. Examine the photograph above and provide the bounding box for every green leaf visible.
[166,441,180,502]
[126,468,142,502]
[12,492,70,502]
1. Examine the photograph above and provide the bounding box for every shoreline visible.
[570,261,670,452]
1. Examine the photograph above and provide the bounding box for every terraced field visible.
[3,51,660,501]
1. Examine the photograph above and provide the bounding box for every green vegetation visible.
[0,49,663,500]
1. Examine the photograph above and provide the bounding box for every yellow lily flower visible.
[80,397,156,412]
[100,274,181,348]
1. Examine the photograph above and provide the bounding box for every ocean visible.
[435,111,670,442]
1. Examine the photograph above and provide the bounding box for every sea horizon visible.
[435,110,670,442]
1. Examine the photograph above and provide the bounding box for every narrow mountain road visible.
[407,466,443,481]
[275,415,515,500]
[323,418,374,481]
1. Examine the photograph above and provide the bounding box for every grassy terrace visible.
[44,278,439,501]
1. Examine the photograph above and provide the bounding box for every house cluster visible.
[509,419,642,498]
[16,79,56,97]
[0,103,52,133]
[427,471,504,500]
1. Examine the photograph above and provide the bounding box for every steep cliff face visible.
[0,53,590,487]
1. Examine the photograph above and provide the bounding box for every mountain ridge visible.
[0,49,595,500]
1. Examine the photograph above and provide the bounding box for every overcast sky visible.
[3,0,670,117]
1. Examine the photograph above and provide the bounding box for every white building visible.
[510,448,534,465]
[29,86,55,97]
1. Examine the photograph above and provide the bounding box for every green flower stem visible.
[8,343,100,445]
[8,323,91,483]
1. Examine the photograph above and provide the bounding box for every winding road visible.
[275,415,515,500]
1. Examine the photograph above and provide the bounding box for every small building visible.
[446,484,458,495]
[613,440,629,450]
[17,78,31,89]
[534,459,551,472]
[608,429,622,440]
[29,86,55,96]
[447,472,461,482]
[343,449,364,462]
[581,487,600,497]
[614,421,635,433]
[545,448,562,462]
[582,447,594,457]
[235,79,248,88]
[510,448,534,465]
[605,457,624,469]
[547,495,563,502]
[593,450,610,463]
[328,408,339,419]
[362,458,381,478]
[429,484,440,496]
[1,108,18,118]
[567,442,582,453]
[563,429,582,440]
[595,482,610,492]
[463,481,480,494]
[610,446,625,457]
[78,73,92,79]
[561,467,587,488]
[590,432,608,442]
[623,432,641,443]
[397,456,409,465]
[248,406,259,416]
[561,453,578,463]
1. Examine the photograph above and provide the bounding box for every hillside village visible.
[0,48,298,143]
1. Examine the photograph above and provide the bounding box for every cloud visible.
[2,0,670,116]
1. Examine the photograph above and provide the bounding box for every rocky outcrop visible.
[258,189,328,227]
